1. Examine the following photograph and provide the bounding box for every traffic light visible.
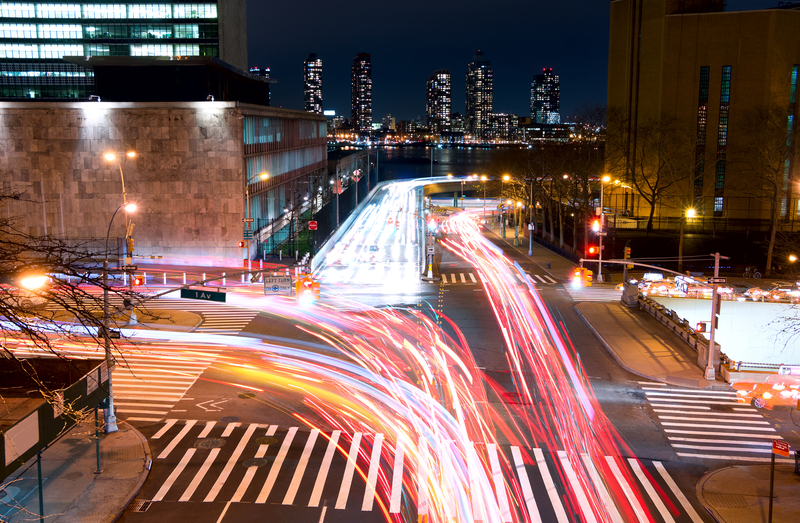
[295,274,320,306]
[238,241,246,248]
[132,275,144,286]
[587,245,599,257]
[591,219,601,233]
[126,236,135,254]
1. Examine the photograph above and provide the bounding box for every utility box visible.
[621,282,639,307]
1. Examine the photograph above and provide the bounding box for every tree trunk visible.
[646,198,656,233]
[548,201,555,240]
[558,203,564,248]
[678,216,684,272]
[765,194,781,276]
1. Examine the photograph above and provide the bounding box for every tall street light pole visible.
[104,151,135,263]
[597,175,610,282]
[245,171,269,263]
[502,175,510,236]
[481,175,487,223]
[103,202,136,434]
[528,178,534,256]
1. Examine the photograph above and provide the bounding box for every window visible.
[714,197,723,213]
[783,65,799,218]
[0,4,36,18]
[36,4,82,19]
[128,4,171,19]
[83,4,127,19]
[714,66,732,216]
[39,44,84,58]
[0,24,37,38]
[173,24,199,39]
[173,4,218,19]
[694,66,710,199]
[129,44,171,56]
[0,43,38,58]
[173,44,198,55]
[38,24,83,39]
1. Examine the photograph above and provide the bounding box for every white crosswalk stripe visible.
[642,386,794,463]
[440,271,558,285]
[563,283,623,301]
[141,420,704,522]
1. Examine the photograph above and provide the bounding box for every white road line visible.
[231,425,277,503]
[645,391,738,399]
[283,429,320,505]
[152,419,178,439]
[605,456,649,523]
[668,436,773,446]
[666,429,781,439]
[582,454,623,523]
[126,416,163,422]
[389,436,405,513]
[215,501,232,523]
[658,416,770,424]
[198,421,216,438]
[115,409,169,415]
[115,394,183,401]
[256,427,299,504]
[511,446,542,523]
[534,274,547,283]
[488,444,512,522]
[643,387,736,395]
[468,444,487,522]
[362,434,384,511]
[672,444,772,453]
[648,403,711,410]
[544,275,557,283]
[653,462,704,523]
[417,441,429,516]
[654,409,763,418]
[114,402,183,408]
[557,451,597,523]
[469,273,477,283]
[204,423,259,502]
[661,422,775,432]
[152,448,196,501]
[677,452,794,463]
[113,384,191,390]
[460,273,467,283]
[221,422,240,437]
[180,448,221,501]
[335,432,363,510]
[648,398,741,406]
[638,381,666,386]
[309,430,341,508]
[628,458,675,523]
[158,419,197,459]
[114,374,197,380]
[533,448,569,523]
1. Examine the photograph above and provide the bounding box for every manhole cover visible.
[220,416,240,423]
[61,471,84,480]
[195,438,226,449]
[238,392,256,399]
[242,458,268,468]
[256,436,279,446]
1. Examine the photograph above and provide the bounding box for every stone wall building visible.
[0,101,326,262]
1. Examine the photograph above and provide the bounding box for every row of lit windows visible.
[0,23,215,39]
[0,69,91,76]
[0,83,91,98]
[0,4,217,20]
[0,42,203,57]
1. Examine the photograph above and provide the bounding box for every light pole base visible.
[104,409,118,433]
[703,367,716,381]
[528,249,533,256]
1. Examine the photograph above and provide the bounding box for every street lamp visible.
[480,175,487,223]
[514,201,522,246]
[501,175,510,236]
[597,175,611,282]
[102,201,136,434]
[244,172,269,262]
[103,151,136,264]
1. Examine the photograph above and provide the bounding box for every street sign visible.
[264,276,292,295]
[243,230,254,239]
[108,329,121,339]
[120,264,138,271]
[180,288,226,303]
[708,277,727,284]
[427,246,435,255]
[773,439,790,457]
[242,218,254,223]
[308,220,318,230]
[596,231,607,236]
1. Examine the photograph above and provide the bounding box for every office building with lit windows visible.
[426,69,450,135]
[465,50,492,141]
[0,1,247,100]
[607,0,800,225]
[351,52,371,132]
[303,52,322,114]
[531,68,560,124]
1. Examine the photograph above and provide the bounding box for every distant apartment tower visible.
[351,52,372,131]
[426,69,451,133]
[465,50,493,139]
[0,0,248,100]
[531,68,561,124]
[304,53,323,114]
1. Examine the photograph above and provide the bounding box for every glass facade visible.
[0,2,219,100]
[714,65,732,216]
[303,53,322,114]
[465,50,492,139]
[350,52,371,131]
[531,68,560,125]
[783,64,798,218]
[694,66,709,201]
[426,69,451,134]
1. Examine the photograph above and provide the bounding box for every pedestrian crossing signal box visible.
[572,268,593,287]
[295,274,320,305]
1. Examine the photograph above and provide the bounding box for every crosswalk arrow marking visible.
[196,399,228,412]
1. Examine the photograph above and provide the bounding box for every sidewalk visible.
[1,420,150,523]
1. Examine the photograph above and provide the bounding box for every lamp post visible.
[102,202,136,434]
[245,172,269,262]
[502,175,510,235]
[514,201,522,246]
[528,178,534,256]
[103,151,135,264]
[481,175,487,223]
[597,175,610,282]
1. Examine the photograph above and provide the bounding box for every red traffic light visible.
[133,275,144,286]
[238,241,246,248]
[588,246,598,255]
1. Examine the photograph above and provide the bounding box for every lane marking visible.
[544,275,557,283]
[557,451,597,523]
[362,434,384,511]
[158,419,197,459]
[389,436,405,513]
[125,416,162,422]
[335,432,363,510]
[647,398,739,406]
[469,273,477,283]
[534,274,547,283]
[677,453,794,463]
[488,444,512,522]
[658,415,770,424]
[181,447,220,501]
[417,440,429,516]
[152,448,195,501]
[205,423,259,502]
[533,448,569,523]
[231,425,278,503]
[460,273,467,283]
[653,462,704,523]
[661,422,775,432]
[511,446,542,523]
[668,436,772,446]
[468,444,487,522]
[308,431,341,507]
[605,456,649,523]
[672,444,772,453]
[215,501,232,523]
[221,422,241,437]
[198,421,217,438]
[653,409,763,418]
[628,458,675,523]
[665,429,782,439]
[582,454,623,523]
[152,418,178,439]
[256,426,298,503]
[283,429,320,505]
[114,409,169,415]
[638,381,666,386]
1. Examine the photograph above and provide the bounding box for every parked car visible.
[733,375,800,409]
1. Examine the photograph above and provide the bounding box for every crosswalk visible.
[563,283,623,302]
[440,272,559,285]
[138,419,704,522]
[642,382,793,463]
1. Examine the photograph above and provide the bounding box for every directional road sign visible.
[708,277,727,284]
[264,276,292,295]
[596,231,607,236]
[242,218,254,223]
[120,264,138,271]
[772,439,790,457]
[180,288,226,303]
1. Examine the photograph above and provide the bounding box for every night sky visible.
[247,0,781,122]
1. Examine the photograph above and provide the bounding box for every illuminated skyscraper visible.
[0,0,247,100]
[351,52,372,131]
[531,68,561,124]
[465,50,493,139]
[426,69,451,134]
[303,53,322,114]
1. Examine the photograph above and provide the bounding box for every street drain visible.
[242,458,268,468]
[256,436,279,446]
[130,499,152,513]
[220,416,241,423]
[195,438,226,449]
[238,392,256,399]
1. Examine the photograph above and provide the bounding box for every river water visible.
[376,145,498,181]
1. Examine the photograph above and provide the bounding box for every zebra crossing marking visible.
[557,451,597,523]
[629,458,675,523]
[654,462,704,523]
[158,419,196,459]
[362,434,383,511]
[389,436,405,513]
[204,423,259,502]
[232,425,277,503]
[488,444,512,522]
[581,453,624,523]
[335,432,363,510]
[533,447,569,523]
[511,446,542,523]
[605,456,649,523]
[284,429,319,506]
[309,430,340,508]
[256,426,298,504]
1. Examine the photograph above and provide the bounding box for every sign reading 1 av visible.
[180,288,226,303]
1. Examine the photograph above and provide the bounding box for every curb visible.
[482,226,561,279]
[573,303,667,385]
[112,421,152,522]
[695,468,725,523]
